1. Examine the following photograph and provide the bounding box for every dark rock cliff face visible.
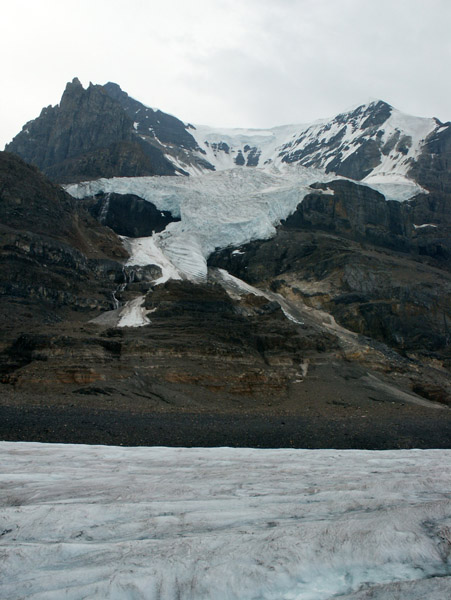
[5,79,177,182]
[84,192,180,238]
[210,230,451,360]
[409,123,451,194]
[209,180,451,362]
[102,82,198,150]
[282,180,451,261]
[0,152,128,334]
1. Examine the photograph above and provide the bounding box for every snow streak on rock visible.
[1,443,450,600]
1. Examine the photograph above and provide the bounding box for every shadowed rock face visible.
[283,180,451,261]
[84,192,180,238]
[5,78,177,182]
[209,180,451,362]
[409,123,451,194]
[0,152,129,334]
[102,82,198,150]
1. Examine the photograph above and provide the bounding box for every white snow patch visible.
[1,443,450,600]
[315,186,335,195]
[90,295,151,328]
[362,173,426,201]
[122,235,182,284]
[213,267,267,299]
[117,295,150,327]
[413,223,438,229]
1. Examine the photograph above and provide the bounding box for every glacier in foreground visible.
[1,443,450,599]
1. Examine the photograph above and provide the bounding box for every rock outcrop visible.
[0,152,129,337]
[209,180,451,363]
[84,192,180,238]
[5,79,178,182]
[102,82,198,150]
[282,180,451,261]
[409,122,451,194]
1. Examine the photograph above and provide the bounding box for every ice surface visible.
[65,162,424,288]
[1,443,450,600]
[190,123,303,171]
[67,167,327,281]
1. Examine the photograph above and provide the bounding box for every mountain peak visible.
[102,81,126,101]
[65,77,83,91]
[335,99,392,129]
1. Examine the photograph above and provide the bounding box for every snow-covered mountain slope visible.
[187,123,300,173]
[1,442,450,600]
[184,100,445,189]
[275,102,436,177]
[100,83,448,188]
[109,91,443,199]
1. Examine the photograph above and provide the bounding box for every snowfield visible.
[1,443,450,600]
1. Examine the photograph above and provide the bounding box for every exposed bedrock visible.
[409,123,451,193]
[84,192,180,237]
[0,152,130,336]
[2,278,450,444]
[0,280,336,399]
[5,79,177,182]
[282,180,451,261]
[209,181,451,363]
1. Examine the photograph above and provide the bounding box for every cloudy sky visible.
[1,0,450,149]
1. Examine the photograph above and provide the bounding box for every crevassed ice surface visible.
[1,443,450,600]
[67,166,329,280]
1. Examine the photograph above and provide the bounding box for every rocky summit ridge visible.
[6,79,451,192]
[1,80,450,448]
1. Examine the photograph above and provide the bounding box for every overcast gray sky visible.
[2,0,450,149]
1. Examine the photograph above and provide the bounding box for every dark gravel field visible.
[1,405,450,449]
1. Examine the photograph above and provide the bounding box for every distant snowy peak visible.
[187,100,442,187]
[277,100,437,181]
